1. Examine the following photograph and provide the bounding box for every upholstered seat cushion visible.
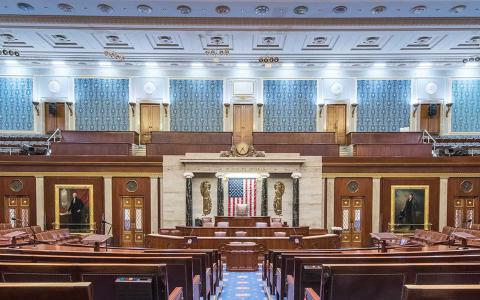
[214,231,226,237]
[235,231,247,237]
[217,221,229,228]
[256,222,268,228]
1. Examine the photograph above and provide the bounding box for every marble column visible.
[291,173,302,227]
[150,176,159,234]
[260,173,270,216]
[439,177,449,230]
[216,173,225,216]
[103,176,112,234]
[184,172,194,226]
[35,176,45,229]
[326,178,335,230]
[372,178,381,233]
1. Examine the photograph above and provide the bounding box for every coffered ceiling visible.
[0,1,479,68]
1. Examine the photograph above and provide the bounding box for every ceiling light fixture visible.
[104,50,124,61]
[51,61,65,65]
[410,5,427,14]
[57,3,74,12]
[191,62,204,67]
[282,63,295,67]
[236,63,249,68]
[373,62,386,67]
[97,3,114,14]
[255,5,270,15]
[333,6,348,14]
[418,62,432,68]
[1,49,20,57]
[5,60,19,65]
[17,2,34,12]
[450,5,466,14]
[294,6,308,15]
[177,5,192,15]
[98,61,112,66]
[327,62,341,68]
[462,56,480,64]
[215,5,230,15]
[371,5,387,15]
[145,62,158,67]
[137,4,153,15]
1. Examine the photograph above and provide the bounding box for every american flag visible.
[228,178,257,216]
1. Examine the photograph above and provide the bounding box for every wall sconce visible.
[66,102,73,116]
[351,103,358,118]
[32,101,40,116]
[224,103,231,118]
[129,102,136,117]
[318,104,325,118]
[162,103,169,118]
[257,103,263,118]
[446,103,453,117]
[412,103,420,117]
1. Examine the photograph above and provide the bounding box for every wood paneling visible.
[61,131,139,144]
[447,178,480,227]
[380,178,439,232]
[334,178,372,247]
[51,143,132,156]
[140,104,161,144]
[326,104,346,144]
[346,132,423,144]
[0,177,36,226]
[420,104,441,135]
[146,144,229,156]
[150,131,232,144]
[44,177,104,231]
[233,104,253,145]
[253,144,339,156]
[253,132,336,144]
[354,144,432,157]
[112,177,151,247]
[44,102,65,134]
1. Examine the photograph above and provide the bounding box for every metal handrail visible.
[46,128,62,154]
[422,129,437,157]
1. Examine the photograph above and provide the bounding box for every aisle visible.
[218,265,268,300]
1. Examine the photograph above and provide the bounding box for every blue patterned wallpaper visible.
[0,77,33,131]
[452,80,480,132]
[263,80,317,132]
[74,78,129,131]
[357,80,411,132]
[170,80,223,131]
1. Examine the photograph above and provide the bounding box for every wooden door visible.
[120,197,145,247]
[4,196,30,228]
[233,104,253,145]
[44,102,65,134]
[326,104,347,144]
[140,104,161,144]
[420,104,440,134]
[337,197,365,247]
[452,198,479,228]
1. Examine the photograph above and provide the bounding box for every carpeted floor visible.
[218,265,268,300]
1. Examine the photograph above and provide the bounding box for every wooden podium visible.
[224,242,260,272]
[215,216,270,227]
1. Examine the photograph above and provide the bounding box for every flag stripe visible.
[228,178,257,216]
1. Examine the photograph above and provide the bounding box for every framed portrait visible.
[54,184,95,233]
[390,185,429,233]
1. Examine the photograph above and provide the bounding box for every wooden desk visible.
[214,216,270,227]
[224,242,260,272]
[175,226,309,237]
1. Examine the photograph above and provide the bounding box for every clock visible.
[235,142,250,156]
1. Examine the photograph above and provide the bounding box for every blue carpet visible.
[219,265,267,300]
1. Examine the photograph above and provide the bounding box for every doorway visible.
[140,103,161,144]
[119,196,145,247]
[233,104,254,145]
[44,102,65,134]
[420,104,441,134]
[326,104,347,144]
[335,197,366,247]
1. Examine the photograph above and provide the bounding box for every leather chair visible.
[214,231,226,237]
[274,232,287,237]
[201,216,214,227]
[271,222,283,227]
[256,222,268,228]
[217,222,229,228]
[235,231,247,237]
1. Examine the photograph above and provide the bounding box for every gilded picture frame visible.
[390,185,429,233]
[54,184,95,233]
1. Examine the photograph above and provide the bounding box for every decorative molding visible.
[291,172,302,179]
[183,172,194,178]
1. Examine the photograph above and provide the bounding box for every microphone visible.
[101,220,112,225]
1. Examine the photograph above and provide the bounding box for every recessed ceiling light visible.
[418,62,432,68]
[191,62,204,67]
[215,5,230,15]
[5,60,19,65]
[371,6,387,15]
[98,61,112,66]
[450,5,466,14]
[327,62,340,68]
[137,4,152,15]
[255,5,269,15]
[282,63,295,67]
[397,63,407,67]
[145,62,158,67]
[236,63,249,68]
[373,62,386,67]
[294,6,308,15]
[410,5,426,15]
[52,61,65,65]
[17,2,34,11]
[333,6,348,14]
[177,5,191,15]
[97,3,113,14]
[57,3,74,12]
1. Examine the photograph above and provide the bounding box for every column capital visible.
[35,175,44,179]
[184,172,194,179]
[291,172,302,179]
[215,172,225,178]
[102,175,112,179]
[259,173,270,179]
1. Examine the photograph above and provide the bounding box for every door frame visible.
[325,103,348,144]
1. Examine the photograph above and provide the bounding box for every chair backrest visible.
[271,222,283,228]
[256,222,268,228]
[0,282,93,300]
[235,231,247,237]
[271,217,282,223]
[217,222,229,228]
[274,231,287,237]
[235,203,248,216]
[214,231,226,237]
[201,216,212,223]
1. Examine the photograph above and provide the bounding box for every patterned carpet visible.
[218,265,268,300]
